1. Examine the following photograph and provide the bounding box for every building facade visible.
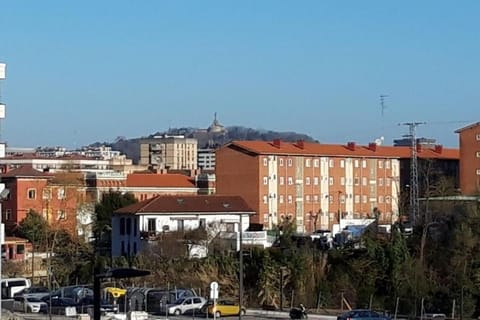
[111,195,254,257]
[216,140,459,233]
[139,136,198,170]
[456,122,480,195]
[197,148,216,171]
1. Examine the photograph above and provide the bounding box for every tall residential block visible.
[456,122,480,195]
[139,135,198,170]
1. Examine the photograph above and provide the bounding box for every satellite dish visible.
[374,137,384,146]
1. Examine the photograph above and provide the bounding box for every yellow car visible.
[204,299,246,318]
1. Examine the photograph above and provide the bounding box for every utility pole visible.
[399,122,426,225]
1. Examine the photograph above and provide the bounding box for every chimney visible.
[296,140,305,149]
[368,142,377,152]
[347,141,356,151]
[273,139,281,148]
[434,144,443,154]
[416,144,423,153]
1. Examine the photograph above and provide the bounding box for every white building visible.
[197,148,216,171]
[111,195,255,257]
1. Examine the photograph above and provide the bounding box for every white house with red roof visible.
[111,195,256,257]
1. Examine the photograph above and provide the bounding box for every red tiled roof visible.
[1,165,52,178]
[455,122,480,133]
[115,195,255,215]
[126,173,196,188]
[226,140,459,160]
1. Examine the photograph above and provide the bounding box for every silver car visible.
[168,296,206,315]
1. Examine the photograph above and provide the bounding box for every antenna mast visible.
[399,121,426,225]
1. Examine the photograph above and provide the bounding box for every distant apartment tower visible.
[139,135,198,170]
[455,122,480,195]
[197,148,216,171]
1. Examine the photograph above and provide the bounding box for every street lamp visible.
[93,268,150,320]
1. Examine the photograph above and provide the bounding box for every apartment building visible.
[139,136,198,170]
[456,122,480,195]
[197,148,216,171]
[216,140,459,233]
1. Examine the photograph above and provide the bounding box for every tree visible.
[92,191,137,261]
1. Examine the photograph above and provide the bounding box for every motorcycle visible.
[289,306,308,319]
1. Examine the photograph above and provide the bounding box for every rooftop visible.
[126,173,196,188]
[115,194,254,215]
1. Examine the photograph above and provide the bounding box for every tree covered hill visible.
[97,126,316,164]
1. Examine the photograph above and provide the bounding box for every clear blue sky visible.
[1,1,479,148]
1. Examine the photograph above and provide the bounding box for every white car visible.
[13,296,48,313]
[168,296,206,316]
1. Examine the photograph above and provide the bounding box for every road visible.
[9,309,339,320]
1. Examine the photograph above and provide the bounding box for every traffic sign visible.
[210,281,219,299]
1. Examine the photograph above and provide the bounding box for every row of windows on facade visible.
[263,157,393,169]
[120,217,211,234]
[262,194,392,204]
[264,176,394,187]
[30,164,110,170]
[23,188,67,200]
[2,209,66,221]
[262,211,393,222]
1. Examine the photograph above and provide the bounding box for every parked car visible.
[14,286,50,299]
[202,299,246,318]
[13,296,48,313]
[337,309,391,320]
[41,296,78,314]
[168,296,206,315]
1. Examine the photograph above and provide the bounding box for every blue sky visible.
[0,1,479,148]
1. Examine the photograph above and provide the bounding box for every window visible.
[305,177,311,185]
[476,134,480,141]
[362,177,367,186]
[340,160,345,168]
[477,169,480,175]
[177,220,185,231]
[329,159,334,168]
[386,196,391,203]
[314,177,319,185]
[147,218,156,232]
[5,209,11,221]
[354,160,359,168]
[355,195,360,204]
[280,176,285,185]
[263,158,268,166]
[329,195,334,204]
[57,188,66,200]
[313,195,319,202]
[340,194,346,203]
[263,195,268,204]
[57,210,66,220]
[288,158,293,167]
[305,159,311,167]
[120,218,125,235]
[386,160,391,169]
[279,195,284,204]
[305,195,310,202]
[126,218,132,235]
[27,188,36,200]
[379,178,384,186]
[379,196,384,203]
[288,177,293,185]
[340,177,345,186]
[42,189,51,200]
[476,151,480,158]
[42,208,48,219]
[263,177,268,185]
[354,177,360,186]
[362,160,367,168]
[386,178,391,186]
[329,177,334,185]
[288,195,293,204]
[313,159,319,167]
[362,195,367,203]
[279,158,284,166]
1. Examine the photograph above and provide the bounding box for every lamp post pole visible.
[239,213,244,320]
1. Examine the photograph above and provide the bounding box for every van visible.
[1,278,32,299]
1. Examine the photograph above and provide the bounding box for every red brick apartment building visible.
[456,122,480,195]
[1,165,84,236]
[216,140,459,233]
